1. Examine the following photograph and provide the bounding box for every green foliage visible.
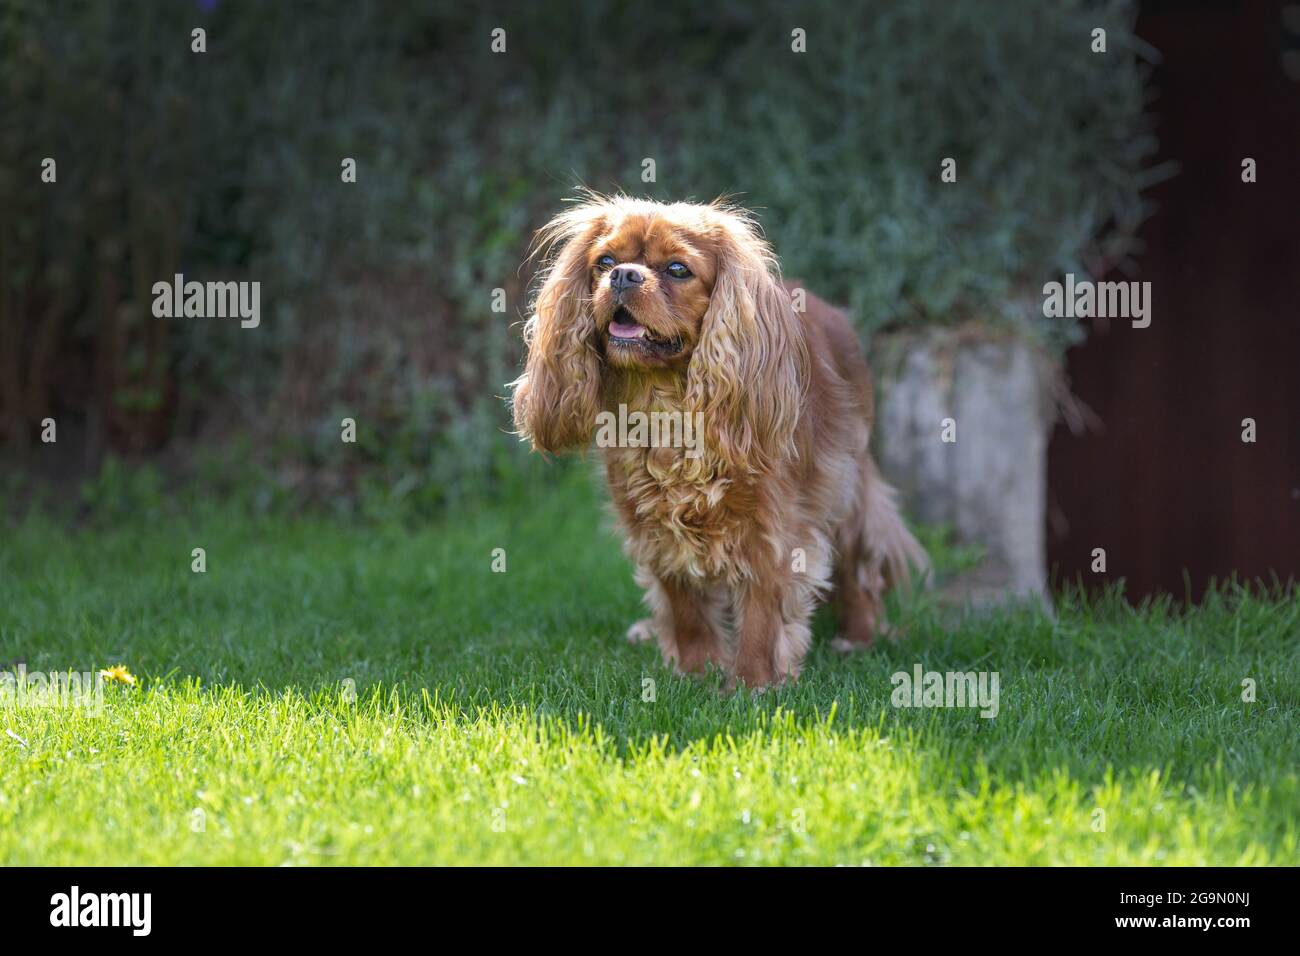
[75,456,166,524]
[1,0,1156,510]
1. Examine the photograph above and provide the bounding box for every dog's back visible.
[783,282,875,427]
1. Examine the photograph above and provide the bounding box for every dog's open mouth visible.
[607,307,682,354]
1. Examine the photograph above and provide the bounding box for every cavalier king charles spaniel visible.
[510,194,926,689]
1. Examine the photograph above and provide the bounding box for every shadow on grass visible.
[3,466,1298,857]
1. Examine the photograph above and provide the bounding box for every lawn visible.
[1,468,1296,865]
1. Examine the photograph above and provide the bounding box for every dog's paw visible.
[830,635,870,654]
[721,675,768,696]
[831,619,900,653]
[626,618,657,644]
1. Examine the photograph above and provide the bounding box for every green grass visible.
[1,468,1296,865]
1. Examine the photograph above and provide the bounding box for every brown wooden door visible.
[1047,1,1300,601]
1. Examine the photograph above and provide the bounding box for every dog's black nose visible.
[609,266,645,293]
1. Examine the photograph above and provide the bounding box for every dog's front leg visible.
[731,573,816,690]
[635,573,729,675]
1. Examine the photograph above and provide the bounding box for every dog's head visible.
[509,194,808,471]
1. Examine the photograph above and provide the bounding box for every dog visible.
[510,194,926,689]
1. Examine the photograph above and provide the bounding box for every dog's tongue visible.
[609,318,646,339]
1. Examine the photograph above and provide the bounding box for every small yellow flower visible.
[99,664,137,686]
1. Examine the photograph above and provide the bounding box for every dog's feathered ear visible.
[510,204,607,454]
[685,214,808,472]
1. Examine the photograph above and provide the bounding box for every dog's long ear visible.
[510,205,607,454]
[685,216,808,472]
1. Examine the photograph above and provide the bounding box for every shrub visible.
[0,0,1155,513]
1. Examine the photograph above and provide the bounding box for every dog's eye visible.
[595,254,616,270]
[665,262,692,279]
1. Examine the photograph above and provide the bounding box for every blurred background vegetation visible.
[0,0,1155,521]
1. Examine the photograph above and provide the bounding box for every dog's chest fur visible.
[602,444,765,583]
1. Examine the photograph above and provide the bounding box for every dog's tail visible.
[860,456,929,594]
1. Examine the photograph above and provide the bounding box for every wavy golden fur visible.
[511,194,926,688]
